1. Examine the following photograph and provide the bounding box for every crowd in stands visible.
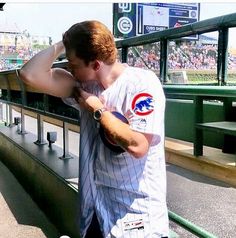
[0,58,16,71]
[127,44,160,71]
[168,41,218,70]
[126,41,236,71]
[1,40,236,72]
[0,45,44,71]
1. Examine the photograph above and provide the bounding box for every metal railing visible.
[163,85,236,156]
[116,12,236,85]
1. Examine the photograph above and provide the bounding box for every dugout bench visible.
[164,85,236,157]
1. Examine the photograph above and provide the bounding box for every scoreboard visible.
[113,3,200,38]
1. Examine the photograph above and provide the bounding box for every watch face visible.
[94,109,102,121]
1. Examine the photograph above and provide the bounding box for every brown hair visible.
[63,20,117,65]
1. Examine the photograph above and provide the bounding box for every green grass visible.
[169,69,236,84]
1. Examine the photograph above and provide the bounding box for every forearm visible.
[20,41,64,84]
[19,41,75,98]
[100,111,149,158]
[77,89,150,157]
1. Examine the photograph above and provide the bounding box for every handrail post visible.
[6,104,14,127]
[121,46,128,63]
[2,75,14,127]
[160,39,168,84]
[34,114,47,145]
[17,108,27,135]
[217,28,229,85]
[60,121,73,159]
[222,98,236,153]
[194,96,203,156]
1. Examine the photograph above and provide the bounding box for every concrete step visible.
[165,137,236,187]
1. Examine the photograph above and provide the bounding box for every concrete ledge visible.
[0,127,80,238]
[0,160,60,238]
[165,138,236,187]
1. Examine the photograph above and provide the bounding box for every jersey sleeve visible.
[125,71,165,136]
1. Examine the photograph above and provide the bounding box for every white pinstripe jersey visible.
[64,66,169,238]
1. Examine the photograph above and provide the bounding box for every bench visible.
[195,121,236,155]
[163,85,236,157]
[196,121,236,136]
[193,92,236,155]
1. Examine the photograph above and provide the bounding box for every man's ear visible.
[92,60,101,71]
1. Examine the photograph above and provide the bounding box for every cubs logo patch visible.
[131,93,154,116]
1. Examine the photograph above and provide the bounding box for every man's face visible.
[66,51,95,82]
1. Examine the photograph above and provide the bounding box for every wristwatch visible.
[93,108,106,121]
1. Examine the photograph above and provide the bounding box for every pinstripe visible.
[107,152,128,237]
[99,68,167,237]
[129,156,150,235]
[65,66,169,238]
[78,108,99,237]
[104,83,130,237]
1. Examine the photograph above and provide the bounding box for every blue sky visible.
[1,2,236,46]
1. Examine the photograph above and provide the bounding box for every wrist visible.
[93,108,107,121]
[54,41,65,56]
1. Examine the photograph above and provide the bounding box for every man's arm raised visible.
[19,41,75,98]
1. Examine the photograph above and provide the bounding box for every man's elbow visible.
[19,67,33,85]
[127,144,149,159]
[124,133,152,159]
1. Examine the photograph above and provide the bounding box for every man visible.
[20,20,169,238]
